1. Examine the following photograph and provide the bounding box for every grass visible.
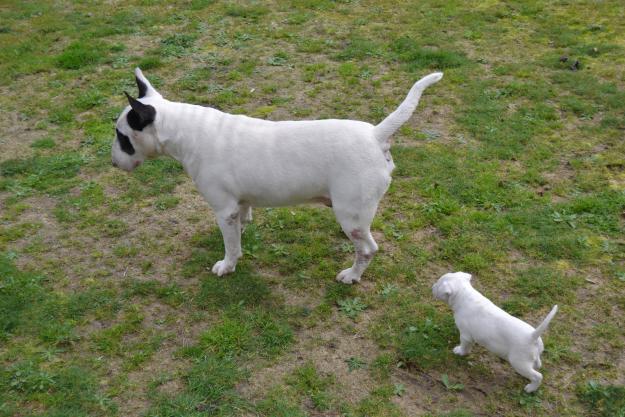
[578,381,625,417]
[1,0,624,416]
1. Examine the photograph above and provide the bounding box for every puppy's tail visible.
[531,305,558,340]
[373,72,443,147]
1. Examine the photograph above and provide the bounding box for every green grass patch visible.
[0,153,84,196]
[390,37,469,70]
[56,41,107,70]
[577,381,625,417]
[503,267,581,316]
[30,137,56,149]
[224,4,269,20]
[286,362,335,412]
[372,292,459,370]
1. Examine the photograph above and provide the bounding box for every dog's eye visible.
[116,129,135,155]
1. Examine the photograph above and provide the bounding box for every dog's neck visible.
[153,100,225,178]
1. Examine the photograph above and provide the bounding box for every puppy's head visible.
[112,68,162,172]
[432,272,472,303]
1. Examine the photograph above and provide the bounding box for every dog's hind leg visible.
[211,204,243,276]
[333,204,379,284]
[510,356,543,393]
[239,203,252,232]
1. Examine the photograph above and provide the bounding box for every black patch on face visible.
[116,129,135,155]
[136,76,148,98]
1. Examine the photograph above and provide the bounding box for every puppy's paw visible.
[453,345,467,356]
[336,268,361,284]
[211,260,235,276]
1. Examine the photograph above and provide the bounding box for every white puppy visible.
[432,272,558,392]
[112,68,443,283]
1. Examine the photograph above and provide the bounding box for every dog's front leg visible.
[453,334,474,356]
[211,206,243,276]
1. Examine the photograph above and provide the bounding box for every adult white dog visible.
[112,68,442,283]
[433,272,558,392]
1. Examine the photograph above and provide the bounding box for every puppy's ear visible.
[125,92,156,131]
[459,272,472,282]
[433,280,453,301]
[134,67,161,99]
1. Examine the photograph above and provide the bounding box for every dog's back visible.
[181,111,391,206]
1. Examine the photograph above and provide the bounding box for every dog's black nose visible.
[112,160,118,168]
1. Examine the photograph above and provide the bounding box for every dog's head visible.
[112,68,163,172]
[432,272,472,303]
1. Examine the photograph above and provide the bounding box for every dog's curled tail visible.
[373,72,443,146]
[531,305,558,340]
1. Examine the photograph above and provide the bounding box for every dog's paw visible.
[453,345,467,356]
[336,268,361,284]
[211,260,235,276]
[524,383,540,393]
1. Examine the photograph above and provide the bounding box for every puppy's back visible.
[456,288,538,358]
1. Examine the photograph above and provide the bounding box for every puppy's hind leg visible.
[510,356,543,393]
[212,202,243,276]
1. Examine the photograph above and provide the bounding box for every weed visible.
[393,383,406,397]
[379,283,399,298]
[441,374,464,391]
[346,357,367,371]
[267,51,290,66]
[338,297,367,319]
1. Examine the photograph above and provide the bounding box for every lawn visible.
[1,0,624,416]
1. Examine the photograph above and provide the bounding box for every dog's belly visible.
[239,183,330,207]
[244,195,332,208]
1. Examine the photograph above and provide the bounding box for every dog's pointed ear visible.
[134,67,161,99]
[125,91,156,131]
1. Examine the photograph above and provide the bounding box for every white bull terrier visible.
[432,272,558,392]
[112,68,442,283]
